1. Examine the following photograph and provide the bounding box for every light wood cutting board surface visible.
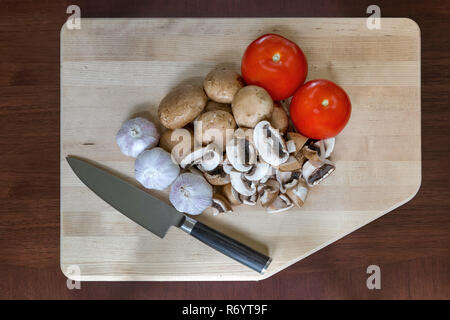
[61,18,421,281]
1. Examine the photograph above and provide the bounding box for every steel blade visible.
[66,156,184,238]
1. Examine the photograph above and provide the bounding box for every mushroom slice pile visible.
[302,159,336,187]
[266,194,293,213]
[229,171,257,196]
[253,121,289,166]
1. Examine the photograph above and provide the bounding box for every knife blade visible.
[66,156,272,274]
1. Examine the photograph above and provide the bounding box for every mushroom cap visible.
[203,69,244,103]
[269,102,289,134]
[194,110,236,148]
[158,85,207,129]
[232,85,274,128]
[204,100,232,113]
[159,128,194,163]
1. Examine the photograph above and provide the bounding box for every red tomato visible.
[241,34,308,101]
[290,79,351,139]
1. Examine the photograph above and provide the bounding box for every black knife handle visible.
[180,217,271,274]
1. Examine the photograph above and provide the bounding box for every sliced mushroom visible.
[242,193,258,206]
[258,179,280,208]
[210,194,233,215]
[233,127,254,144]
[203,165,230,186]
[301,142,321,162]
[200,146,221,171]
[276,169,300,193]
[286,132,309,163]
[286,180,308,207]
[266,194,294,213]
[286,132,308,151]
[260,166,275,184]
[302,159,336,186]
[278,156,302,172]
[180,144,221,172]
[314,137,335,159]
[229,171,256,196]
[286,140,297,154]
[222,155,234,174]
[221,183,242,205]
[226,136,257,172]
[244,160,271,181]
[253,121,289,166]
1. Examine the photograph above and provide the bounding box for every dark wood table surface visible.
[0,0,449,300]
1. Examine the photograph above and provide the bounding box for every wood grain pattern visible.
[1,0,449,299]
[60,18,421,281]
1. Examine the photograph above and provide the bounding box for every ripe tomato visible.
[290,79,351,139]
[241,34,308,101]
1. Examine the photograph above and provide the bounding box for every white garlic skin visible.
[116,117,160,158]
[170,173,213,215]
[135,147,180,190]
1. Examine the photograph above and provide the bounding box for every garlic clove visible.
[116,117,160,158]
[135,147,180,190]
[170,173,213,215]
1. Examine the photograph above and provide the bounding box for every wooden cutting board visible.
[60,18,421,281]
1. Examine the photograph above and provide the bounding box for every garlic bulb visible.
[170,173,213,215]
[116,117,160,157]
[135,147,180,190]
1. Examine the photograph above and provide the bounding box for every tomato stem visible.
[322,99,329,107]
[272,53,281,62]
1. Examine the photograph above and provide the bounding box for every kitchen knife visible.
[66,156,272,274]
